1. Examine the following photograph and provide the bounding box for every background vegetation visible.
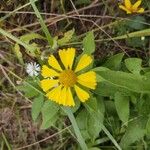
[0,0,150,149]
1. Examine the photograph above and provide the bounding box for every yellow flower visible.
[119,0,144,14]
[40,48,97,107]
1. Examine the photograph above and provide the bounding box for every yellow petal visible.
[41,65,59,78]
[119,5,132,14]
[58,87,75,106]
[132,0,141,10]
[48,55,62,71]
[66,88,75,106]
[137,7,144,13]
[125,0,131,9]
[40,79,58,92]
[67,48,75,69]
[74,85,89,102]
[75,54,92,72]
[77,71,97,89]
[60,87,67,105]
[46,85,62,101]
[59,48,75,69]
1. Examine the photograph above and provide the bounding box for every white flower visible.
[141,36,145,41]
[26,62,40,76]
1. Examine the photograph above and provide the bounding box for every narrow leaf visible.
[32,94,44,121]
[83,31,95,54]
[114,92,129,123]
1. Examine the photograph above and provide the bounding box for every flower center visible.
[59,70,77,87]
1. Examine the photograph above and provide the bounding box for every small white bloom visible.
[141,36,145,41]
[26,62,40,77]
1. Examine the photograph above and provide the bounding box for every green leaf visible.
[146,117,150,134]
[126,16,146,30]
[120,121,145,149]
[31,94,44,121]
[76,109,90,140]
[57,29,75,46]
[20,33,44,57]
[18,81,40,98]
[20,33,45,43]
[103,53,124,70]
[97,70,150,93]
[13,44,24,64]
[86,97,105,142]
[84,101,122,150]
[83,31,95,54]
[94,82,133,97]
[125,58,142,74]
[114,92,129,123]
[0,28,38,57]
[41,101,59,129]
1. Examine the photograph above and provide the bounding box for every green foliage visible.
[83,31,95,55]
[120,120,146,149]
[57,29,75,46]
[13,43,24,64]
[126,16,147,30]
[2,0,150,149]
[125,58,142,74]
[97,70,150,93]
[103,53,124,70]
[146,117,150,134]
[41,101,59,129]
[13,33,45,59]
[114,92,129,123]
[32,94,44,121]
[76,96,105,143]
[18,80,40,98]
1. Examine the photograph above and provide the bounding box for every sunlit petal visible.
[59,48,75,69]
[41,65,59,78]
[77,71,97,89]
[119,5,131,14]
[132,0,141,10]
[40,79,58,92]
[48,55,62,71]
[137,7,144,13]
[75,54,92,72]
[74,85,89,102]
[125,0,131,9]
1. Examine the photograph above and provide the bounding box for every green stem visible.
[2,132,12,150]
[62,107,88,150]
[30,0,53,47]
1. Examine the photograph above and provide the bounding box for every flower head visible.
[119,0,144,14]
[26,62,40,76]
[40,48,97,106]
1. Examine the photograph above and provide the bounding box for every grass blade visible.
[2,132,12,150]
[62,107,88,150]
[0,0,38,22]
[30,0,53,47]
